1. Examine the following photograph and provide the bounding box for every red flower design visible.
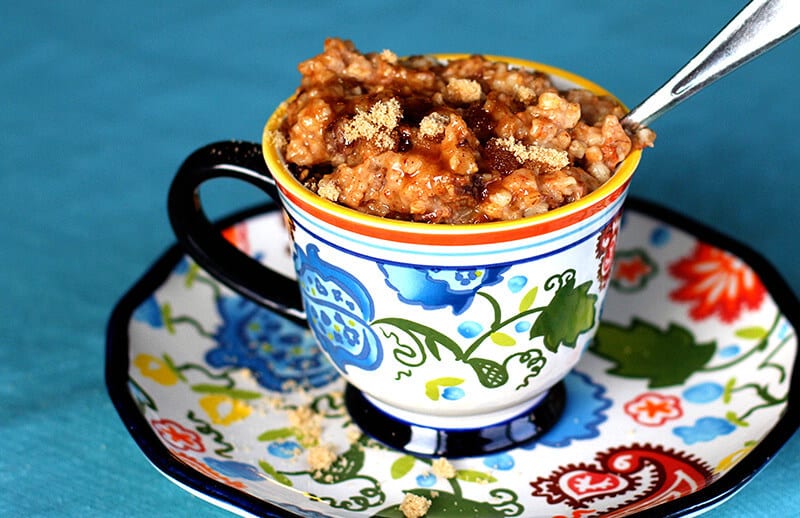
[614,255,653,284]
[624,393,683,427]
[596,212,622,289]
[151,419,205,452]
[669,243,765,322]
[221,222,251,255]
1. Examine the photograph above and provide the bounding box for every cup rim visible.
[262,54,640,245]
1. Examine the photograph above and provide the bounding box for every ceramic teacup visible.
[167,58,641,457]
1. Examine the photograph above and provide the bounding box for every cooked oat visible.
[276,38,655,223]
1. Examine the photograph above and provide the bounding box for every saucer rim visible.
[105,197,800,518]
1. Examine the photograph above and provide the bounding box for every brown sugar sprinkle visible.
[431,457,457,479]
[286,406,322,446]
[306,444,338,472]
[344,424,362,444]
[445,78,482,104]
[399,493,432,518]
[342,98,402,149]
[419,112,449,138]
[493,136,569,172]
[316,178,341,202]
[277,38,655,224]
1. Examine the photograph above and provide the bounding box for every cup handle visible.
[167,140,306,325]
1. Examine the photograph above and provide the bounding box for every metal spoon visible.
[622,0,800,131]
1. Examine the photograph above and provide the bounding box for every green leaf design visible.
[425,377,464,401]
[373,318,464,361]
[510,349,547,389]
[726,411,749,427]
[519,286,538,312]
[377,489,511,517]
[390,455,416,479]
[185,262,199,287]
[161,303,175,334]
[477,292,503,327]
[735,326,769,340]
[257,427,296,442]
[258,460,293,486]
[529,273,597,353]
[129,378,157,412]
[490,332,516,346]
[466,357,508,388]
[723,378,736,403]
[190,384,262,400]
[591,318,716,388]
[455,469,498,483]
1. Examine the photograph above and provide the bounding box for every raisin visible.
[462,104,495,143]
[396,127,413,152]
[483,139,521,175]
[400,96,436,126]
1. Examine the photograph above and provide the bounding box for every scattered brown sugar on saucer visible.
[286,405,322,447]
[306,443,338,472]
[273,38,655,224]
[399,492,432,518]
[431,457,457,479]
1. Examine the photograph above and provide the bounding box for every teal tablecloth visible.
[3,2,798,516]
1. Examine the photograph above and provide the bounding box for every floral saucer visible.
[106,198,799,517]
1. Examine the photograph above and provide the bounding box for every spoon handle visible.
[623,0,800,129]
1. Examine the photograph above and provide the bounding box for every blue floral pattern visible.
[294,244,382,373]
[380,263,509,315]
[206,295,338,392]
[523,370,611,449]
[203,458,264,481]
[673,417,736,445]
[133,295,163,327]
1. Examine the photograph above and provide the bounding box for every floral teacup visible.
[167,59,641,457]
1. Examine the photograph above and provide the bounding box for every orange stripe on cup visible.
[274,176,633,246]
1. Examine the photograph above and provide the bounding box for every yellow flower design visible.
[133,354,179,386]
[199,395,252,425]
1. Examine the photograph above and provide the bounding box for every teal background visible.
[3,1,798,516]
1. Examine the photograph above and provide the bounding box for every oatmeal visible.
[274,38,655,224]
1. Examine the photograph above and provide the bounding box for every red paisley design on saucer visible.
[530,443,712,515]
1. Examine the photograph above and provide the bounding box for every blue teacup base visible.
[345,381,566,458]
